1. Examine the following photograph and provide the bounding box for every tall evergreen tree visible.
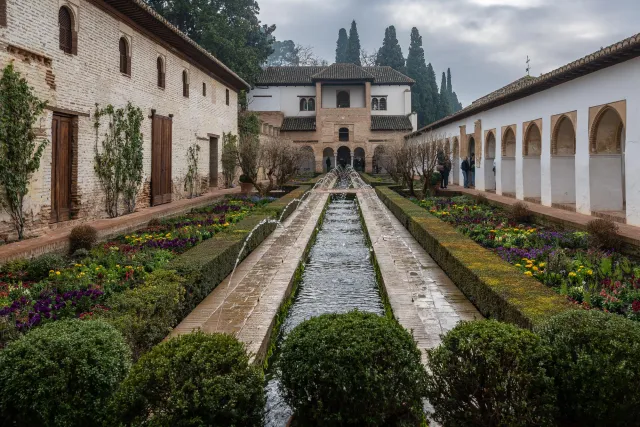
[425,63,440,125]
[446,68,462,113]
[437,72,452,119]
[346,20,362,66]
[375,25,405,72]
[446,68,453,99]
[406,28,430,128]
[336,28,349,63]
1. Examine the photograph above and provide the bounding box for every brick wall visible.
[0,0,238,238]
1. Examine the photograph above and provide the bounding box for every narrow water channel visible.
[264,194,385,426]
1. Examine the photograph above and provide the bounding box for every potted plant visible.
[239,174,253,194]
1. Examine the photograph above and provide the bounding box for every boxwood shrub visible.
[0,319,131,427]
[425,320,556,427]
[279,311,427,426]
[109,331,264,427]
[538,310,640,426]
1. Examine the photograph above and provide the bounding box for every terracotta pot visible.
[240,182,253,194]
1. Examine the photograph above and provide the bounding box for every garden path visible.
[358,191,483,363]
[169,192,329,363]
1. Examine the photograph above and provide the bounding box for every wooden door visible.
[51,114,72,222]
[209,136,218,188]
[152,115,173,206]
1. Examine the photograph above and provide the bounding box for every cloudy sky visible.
[256,0,639,106]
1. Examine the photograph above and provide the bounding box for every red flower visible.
[632,300,640,313]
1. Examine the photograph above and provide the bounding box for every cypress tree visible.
[437,71,452,119]
[346,20,362,66]
[336,28,349,63]
[406,27,431,128]
[446,68,453,99]
[375,25,405,72]
[425,63,440,125]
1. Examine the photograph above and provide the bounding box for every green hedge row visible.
[103,186,311,358]
[359,173,395,187]
[375,186,572,329]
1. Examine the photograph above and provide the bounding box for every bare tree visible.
[380,138,418,197]
[414,132,445,198]
[297,45,329,66]
[236,134,301,196]
[360,48,378,67]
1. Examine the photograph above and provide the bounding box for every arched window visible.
[119,37,130,75]
[308,98,315,111]
[157,57,165,88]
[372,98,379,111]
[300,98,308,111]
[203,82,207,96]
[226,89,230,106]
[58,7,74,54]
[337,91,350,108]
[379,98,387,111]
[339,127,349,142]
[182,70,189,97]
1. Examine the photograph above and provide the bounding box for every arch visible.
[502,127,516,157]
[182,70,189,97]
[156,57,165,88]
[590,106,624,154]
[551,115,577,206]
[524,122,542,157]
[467,136,476,158]
[354,147,365,172]
[589,106,626,214]
[372,98,379,111]
[339,127,349,142]
[58,6,74,54]
[337,91,350,108]
[298,146,315,175]
[484,132,497,191]
[308,98,315,111]
[300,98,308,111]
[379,98,387,111]
[337,146,351,168]
[119,37,130,75]
[323,147,335,172]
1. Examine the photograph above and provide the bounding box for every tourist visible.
[461,157,470,188]
[493,159,496,190]
[443,157,451,189]
[470,155,476,187]
[437,162,445,189]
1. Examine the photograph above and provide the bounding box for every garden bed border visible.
[374,186,573,329]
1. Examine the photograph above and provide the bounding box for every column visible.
[496,128,503,195]
[540,116,552,206]
[625,103,639,226]
[515,124,524,200]
[574,107,590,215]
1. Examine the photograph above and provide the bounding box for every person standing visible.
[461,157,470,188]
[443,157,451,189]
[470,154,476,187]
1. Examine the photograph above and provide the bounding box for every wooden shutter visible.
[151,115,173,206]
[58,7,72,54]
[51,114,72,222]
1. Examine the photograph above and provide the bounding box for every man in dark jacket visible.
[461,157,470,188]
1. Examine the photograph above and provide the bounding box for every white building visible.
[407,32,640,226]
[248,63,417,173]
[0,0,248,238]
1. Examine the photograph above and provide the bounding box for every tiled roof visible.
[281,117,317,131]
[104,0,249,90]
[311,63,375,81]
[408,31,640,137]
[255,65,414,85]
[371,115,413,131]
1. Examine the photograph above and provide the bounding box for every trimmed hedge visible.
[375,186,571,329]
[109,332,264,427]
[0,319,131,427]
[359,172,395,187]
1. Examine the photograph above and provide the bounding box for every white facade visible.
[408,56,640,226]
[370,85,412,116]
[0,0,244,236]
[249,85,316,116]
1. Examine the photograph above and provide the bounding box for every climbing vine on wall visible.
[93,102,144,218]
[221,132,237,189]
[184,143,201,198]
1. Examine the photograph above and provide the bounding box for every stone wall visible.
[0,0,239,238]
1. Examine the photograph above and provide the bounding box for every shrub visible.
[69,224,98,254]
[538,310,640,426]
[110,332,264,427]
[0,319,131,427]
[425,320,556,427]
[586,218,621,250]
[279,311,427,426]
[147,217,162,227]
[104,270,185,359]
[509,201,532,223]
[25,252,66,280]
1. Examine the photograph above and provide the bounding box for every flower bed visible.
[0,196,275,343]
[416,196,640,321]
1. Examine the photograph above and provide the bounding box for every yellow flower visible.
[526,264,533,269]
[55,271,61,276]
[116,264,121,268]
[587,270,593,275]
[569,272,577,277]
[49,270,54,274]
[490,230,497,233]
[539,262,546,268]
[515,264,522,267]
[532,266,539,272]
[524,271,533,276]
[579,266,584,269]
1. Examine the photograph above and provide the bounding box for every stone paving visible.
[170,191,329,362]
[358,190,483,363]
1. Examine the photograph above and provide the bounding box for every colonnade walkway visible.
[170,188,481,364]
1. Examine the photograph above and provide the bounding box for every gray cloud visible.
[257,0,639,105]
